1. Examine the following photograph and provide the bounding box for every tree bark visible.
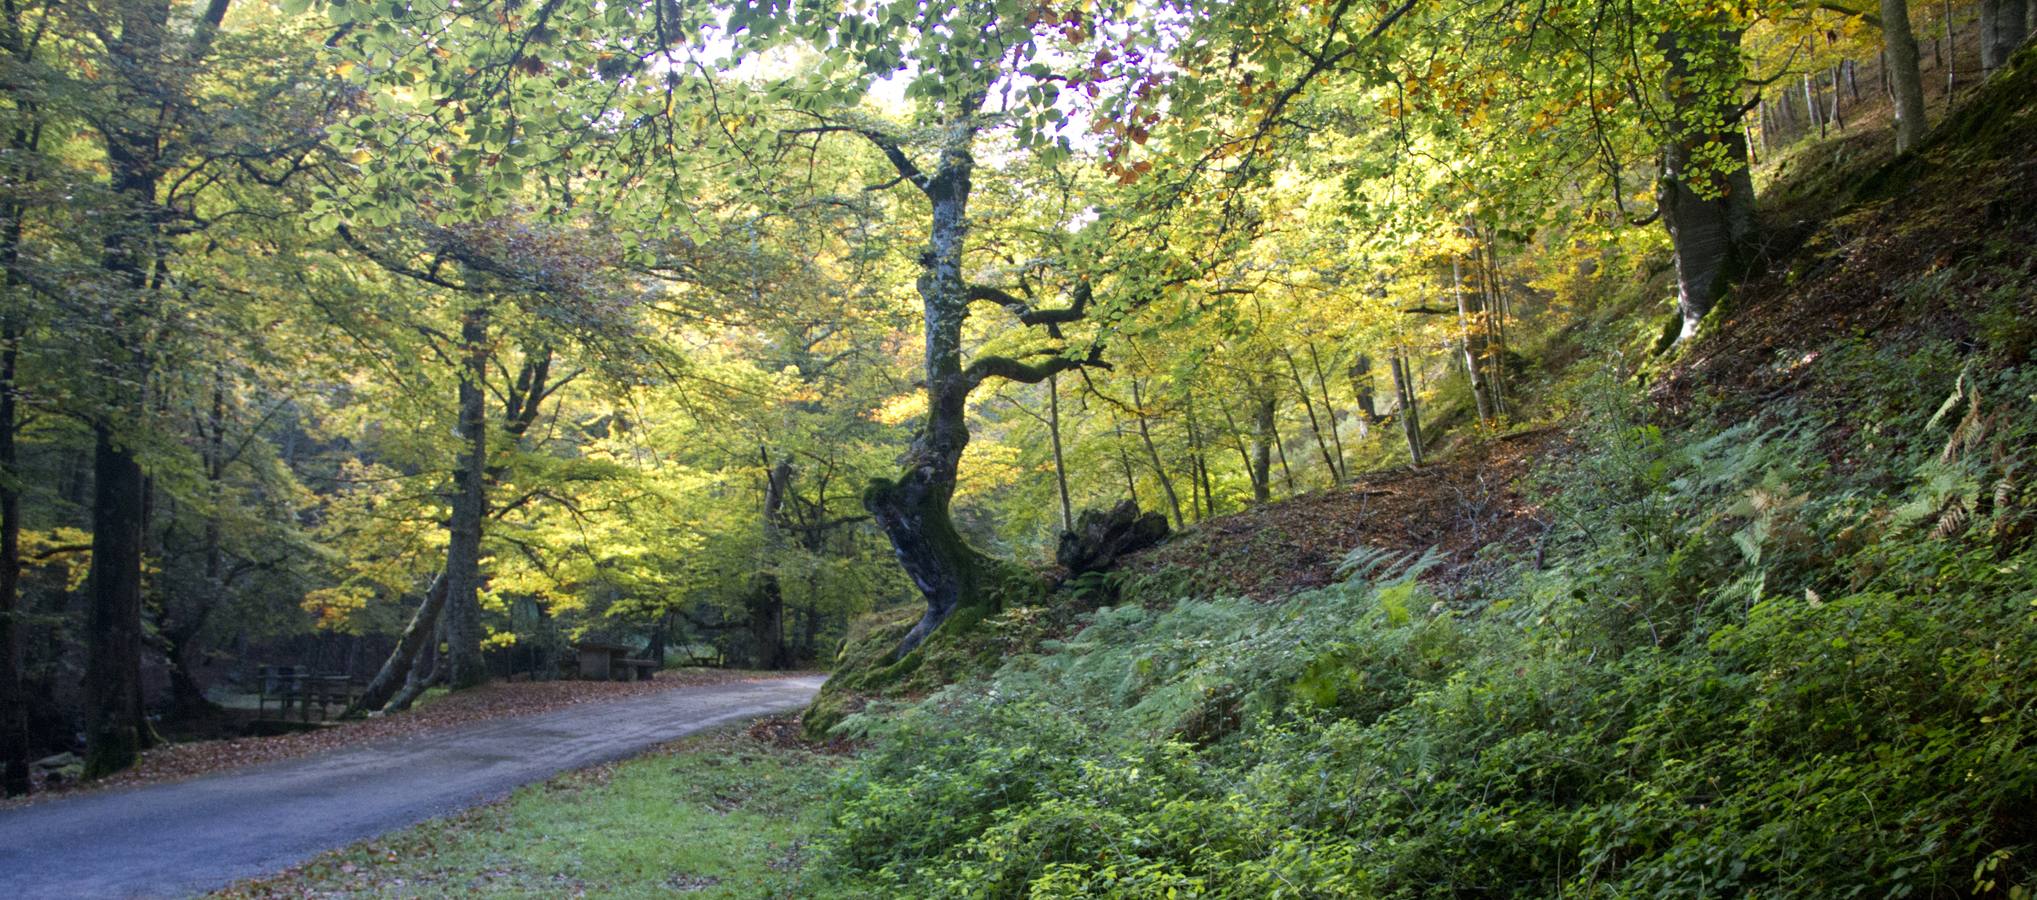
[1390,354,1424,466]
[1110,415,1141,508]
[1985,0,2030,70]
[1250,394,1277,502]
[442,306,490,690]
[0,315,25,796]
[1452,254,1495,426]
[84,429,150,778]
[1047,372,1073,532]
[863,117,998,659]
[1883,0,1931,151]
[749,457,794,670]
[1184,393,1217,519]
[1981,0,2003,69]
[1128,378,1185,529]
[1657,27,1758,341]
[1305,343,1348,479]
[352,574,447,714]
[1284,350,1341,485]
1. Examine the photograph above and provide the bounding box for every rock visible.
[32,752,79,773]
[33,752,83,786]
[1056,500,1170,575]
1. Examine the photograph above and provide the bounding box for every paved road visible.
[0,675,826,899]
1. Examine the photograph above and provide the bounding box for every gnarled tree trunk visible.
[865,135,994,660]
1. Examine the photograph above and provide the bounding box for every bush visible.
[810,361,2037,898]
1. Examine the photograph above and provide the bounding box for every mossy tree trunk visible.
[845,102,1109,659]
[1657,26,1758,341]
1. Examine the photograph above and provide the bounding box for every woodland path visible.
[0,675,827,899]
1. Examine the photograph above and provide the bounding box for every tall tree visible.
[1882,0,1931,151]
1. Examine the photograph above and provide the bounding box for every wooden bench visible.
[257,666,357,721]
[574,642,661,682]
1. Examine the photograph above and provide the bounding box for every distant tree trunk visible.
[1284,350,1341,485]
[1249,394,1277,502]
[1305,343,1348,478]
[1129,378,1185,529]
[84,428,150,778]
[749,457,794,670]
[1478,240,1511,416]
[442,306,490,690]
[1047,372,1073,532]
[1452,254,1495,426]
[1657,27,1758,341]
[1110,415,1141,508]
[0,315,25,796]
[1219,393,1272,504]
[1883,0,1932,151]
[353,574,448,714]
[1271,409,1298,494]
[1947,0,1958,93]
[1183,393,1217,519]
[1390,354,1424,466]
[1348,354,1379,439]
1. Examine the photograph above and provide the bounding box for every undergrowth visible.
[809,334,2037,897]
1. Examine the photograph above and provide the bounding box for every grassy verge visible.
[215,725,838,898]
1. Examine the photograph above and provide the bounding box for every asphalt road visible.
[0,675,826,899]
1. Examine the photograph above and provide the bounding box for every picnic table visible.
[256,666,357,721]
[573,642,660,682]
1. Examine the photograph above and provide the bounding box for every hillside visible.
[799,49,2037,898]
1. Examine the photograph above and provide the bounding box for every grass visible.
[216,727,838,898]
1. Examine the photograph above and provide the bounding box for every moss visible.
[804,563,1055,739]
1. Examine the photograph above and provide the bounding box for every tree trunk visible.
[1987,0,2030,69]
[1390,354,1424,466]
[1981,0,2003,70]
[1047,372,1073,532]
[1452,254,1495,426]
[751,457,794,669]
[1250,394,1276,502]
[1128,378,1185,529]
[442,306,490,690]
[1657,27,1758,341]
[1305,343,1348,480]
[385,615,445,714]
[1184,393,1216,519]
[1284,350,1341,485]
[352,574,447,714]
[1348,354,1379,439]
[84,429,150,778]
[0,316,25,796]
[1110,415,1141,508]
[1883,0,1932,151]
[864,130,995,659]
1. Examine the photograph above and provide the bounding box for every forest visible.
[1,0,2035,895]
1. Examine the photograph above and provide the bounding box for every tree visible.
[1882,0,1931,151]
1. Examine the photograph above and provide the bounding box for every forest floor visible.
[3,668,810,807]
[0,675,824,899]
[1120,426,1566,599]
